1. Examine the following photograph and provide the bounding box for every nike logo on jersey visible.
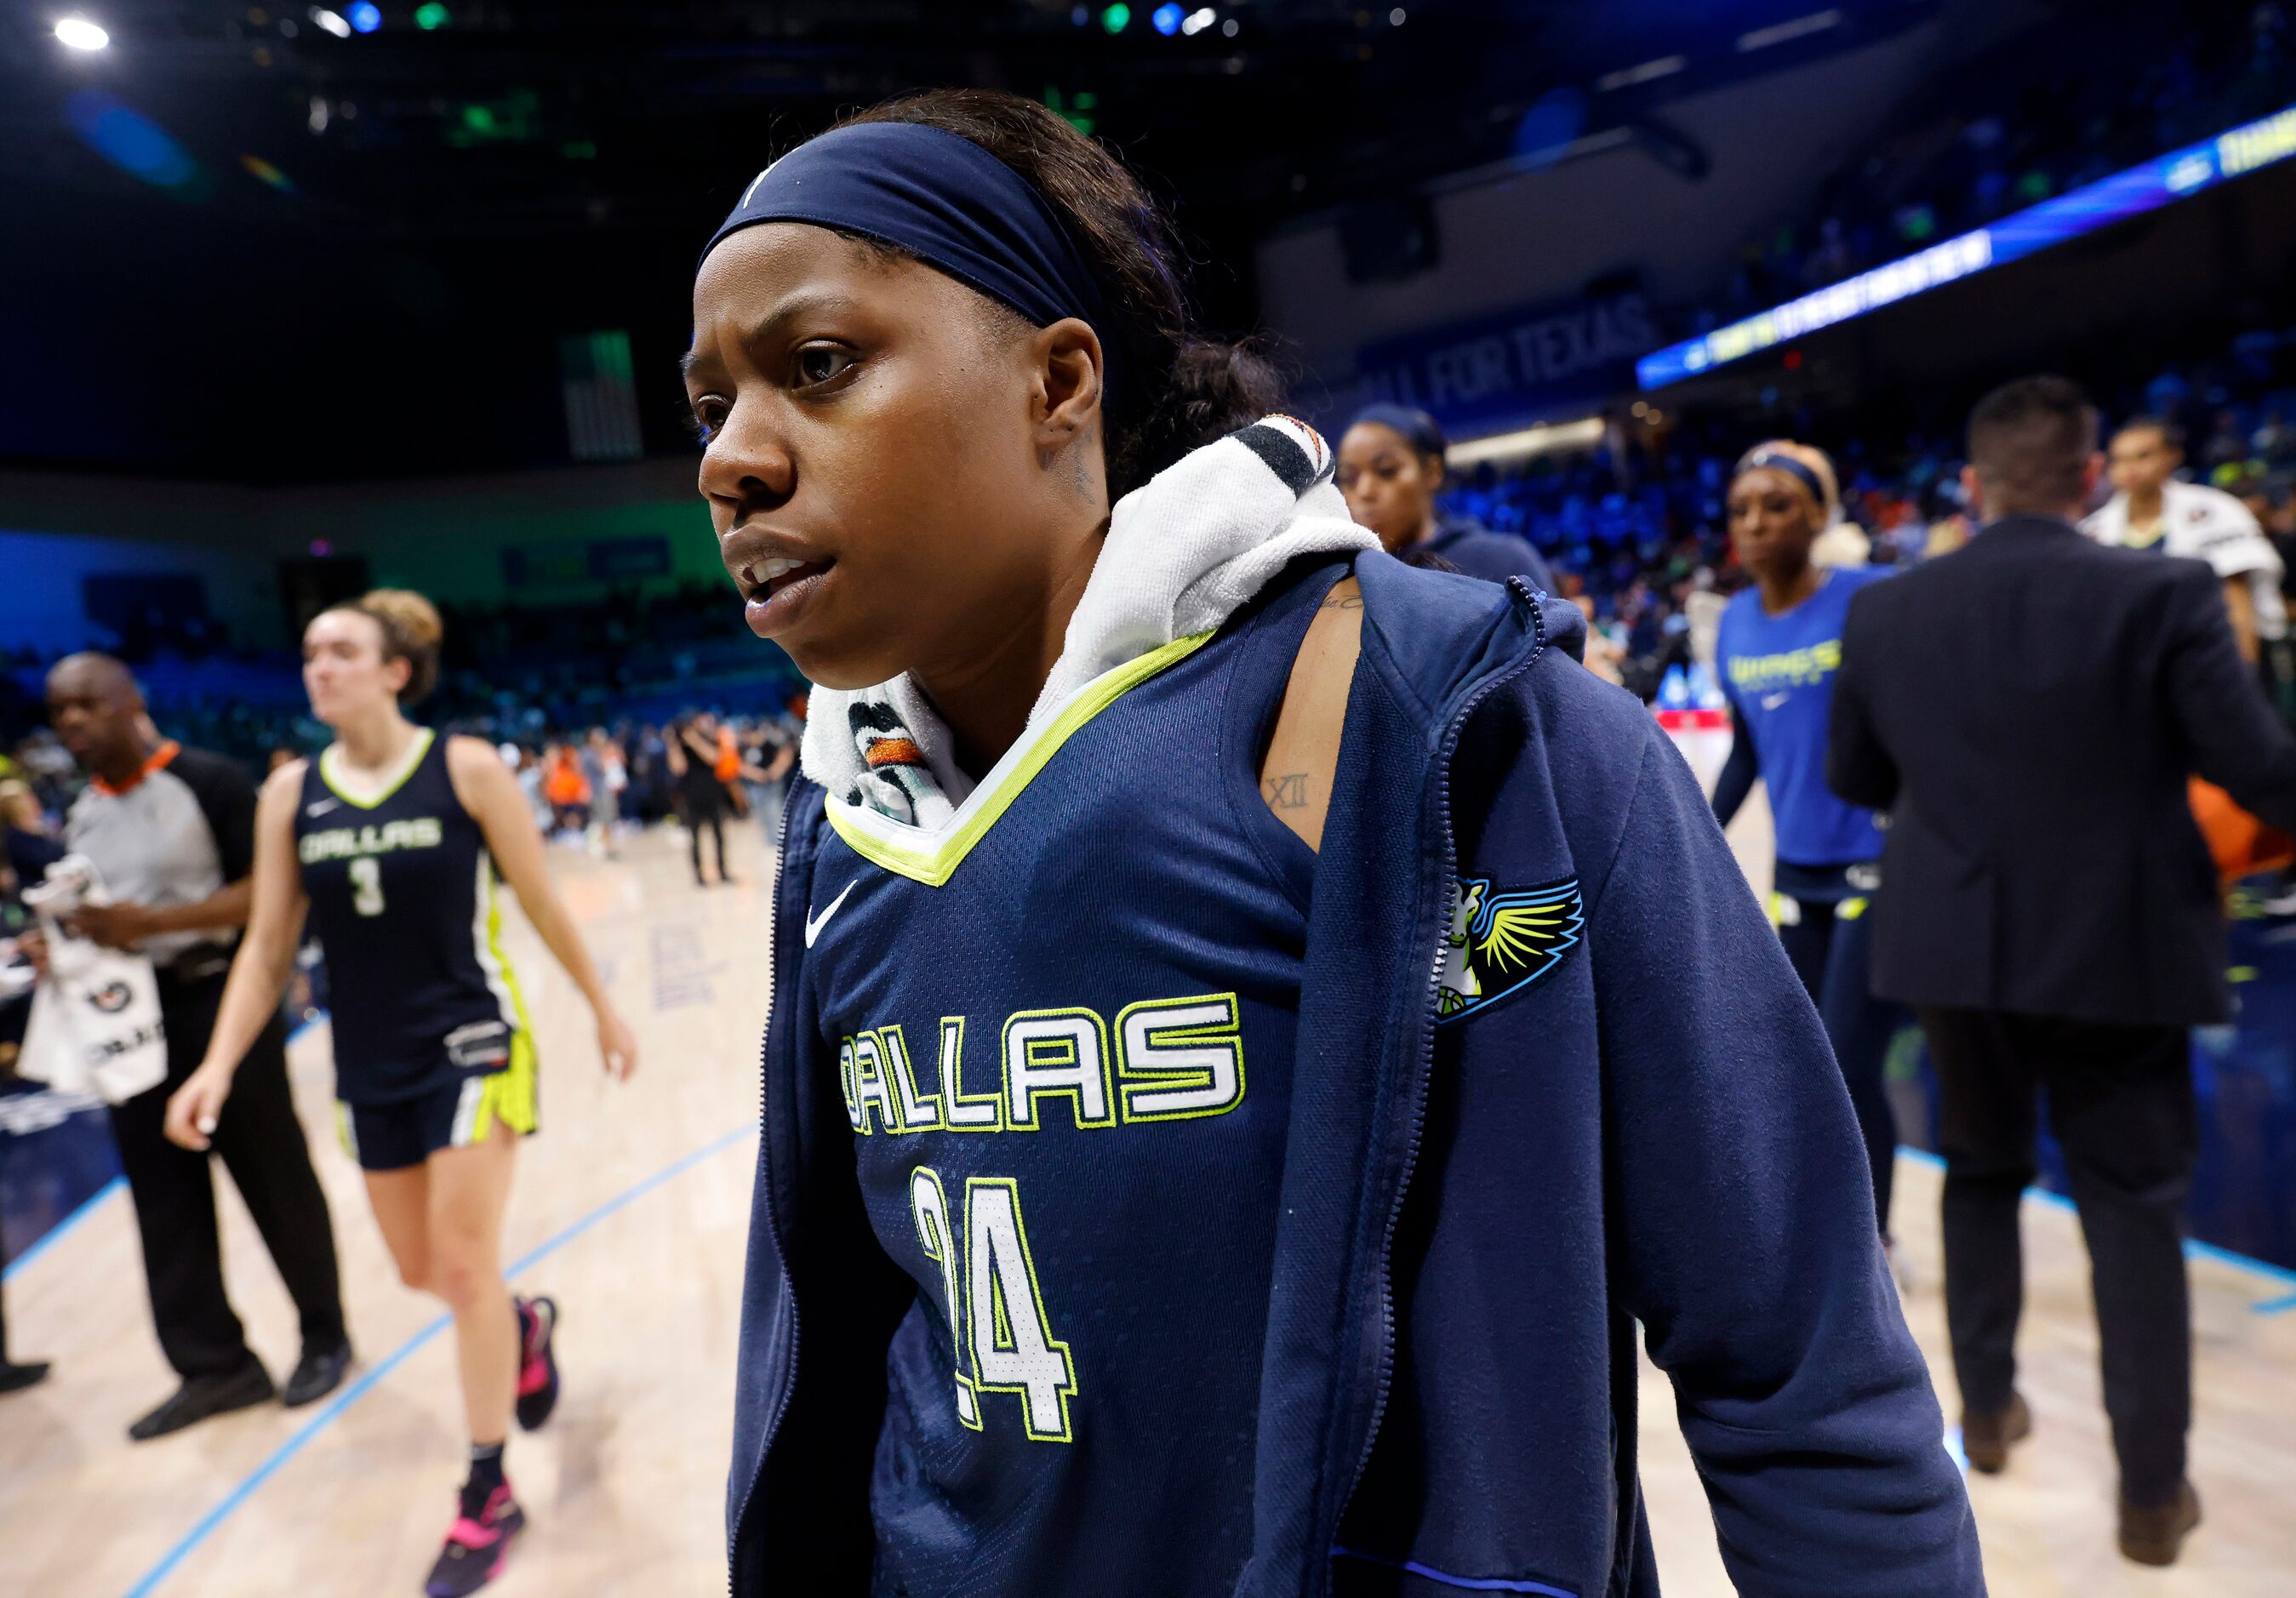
[1762,692,1791,711]
[306,797,341,818]
[805,880,856,947]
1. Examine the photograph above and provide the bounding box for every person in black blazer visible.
[1828,375,2296,1569]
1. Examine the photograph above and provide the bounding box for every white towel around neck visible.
[799,415,1376,828]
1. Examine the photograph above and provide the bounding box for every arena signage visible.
[1356,290,1658,433]
[1637,98,2296,389]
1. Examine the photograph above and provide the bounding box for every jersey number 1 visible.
[348,857,386,917]
[908,1167,1076,1442]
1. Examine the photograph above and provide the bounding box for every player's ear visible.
[1031,317,1105,438]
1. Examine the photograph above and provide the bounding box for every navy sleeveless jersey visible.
[800,560,1341,1595]
[295,730,527,1104]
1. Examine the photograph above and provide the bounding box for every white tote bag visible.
[19,855,168,1106]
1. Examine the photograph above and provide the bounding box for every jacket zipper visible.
[1330,581,1550,1579]
[728,785,804,1596]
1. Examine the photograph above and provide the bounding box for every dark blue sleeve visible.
[8,825,66,887]
[1711,715,1758,829]
[1826,588,1899,812]
[1590,722,1983,1595]
[1442,529,1556,589]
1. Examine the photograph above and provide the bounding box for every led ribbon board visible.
[1636,100,2296,390]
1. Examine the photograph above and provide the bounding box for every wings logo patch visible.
[1435,876,1584,1024]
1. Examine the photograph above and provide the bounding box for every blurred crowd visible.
[1696,3,2295,333]
[1448,314,2296,697]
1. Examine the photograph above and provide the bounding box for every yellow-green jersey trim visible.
[318,727,436,810]
[824,631,1215,888]
[465,853,540,1147]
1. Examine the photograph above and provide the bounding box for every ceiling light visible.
[1596,54,1688,92]
[1737,9,1842,54]
[309,6,351,37]
[1181,8,1215,35]
[1446,417,1607,468]
[54,16,110,50]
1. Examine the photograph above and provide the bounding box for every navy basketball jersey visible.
[295,730,531,1104]
[802,559,1344,1595]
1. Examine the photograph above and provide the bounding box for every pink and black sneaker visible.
[424,1484,524,1597]
[514,1296,560,1430]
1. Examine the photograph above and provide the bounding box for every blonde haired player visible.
[165,590,638,1596]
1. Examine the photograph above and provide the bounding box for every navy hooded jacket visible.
[1420,516,1559,594]
[728,551,1983,1597]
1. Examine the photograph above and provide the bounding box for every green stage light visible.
[414,3,451,29]
[1101,4,1129,34]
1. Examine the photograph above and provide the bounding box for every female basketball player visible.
[163,591,638,1597]
[1712,442,1906,1250]
[694,91,1979,1595]
[1335,402,1559,590]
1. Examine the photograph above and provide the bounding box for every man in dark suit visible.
[1828,375,2296,1568]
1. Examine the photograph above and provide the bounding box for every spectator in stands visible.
[1337,405,1558,591]
[583,728,626,859]
[543,742,591,836]
[1828,375,2296,1568]
[2083,417,2287,663]
[665,713,737,887]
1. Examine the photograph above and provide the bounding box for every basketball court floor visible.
[4,758,2294,1596]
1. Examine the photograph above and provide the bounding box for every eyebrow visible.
[682,289,865,381]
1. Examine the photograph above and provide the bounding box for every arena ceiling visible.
[1,0,1965,481]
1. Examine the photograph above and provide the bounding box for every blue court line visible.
[3,1174,126,1284]
[1894,1146,2296,1314]
[120,1119,761,1598]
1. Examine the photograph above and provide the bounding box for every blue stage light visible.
[346,2,381,32]
[65,91,199,189]
[1152,3,1183,35]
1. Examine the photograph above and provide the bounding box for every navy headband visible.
[1350,402,1448,459]
[705,121,1130,419]
[1734,446,1830,510]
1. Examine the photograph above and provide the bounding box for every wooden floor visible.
[1,823,774,1598]
[3,783,2293,1595]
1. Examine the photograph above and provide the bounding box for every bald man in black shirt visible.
[43,654,351,1440]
